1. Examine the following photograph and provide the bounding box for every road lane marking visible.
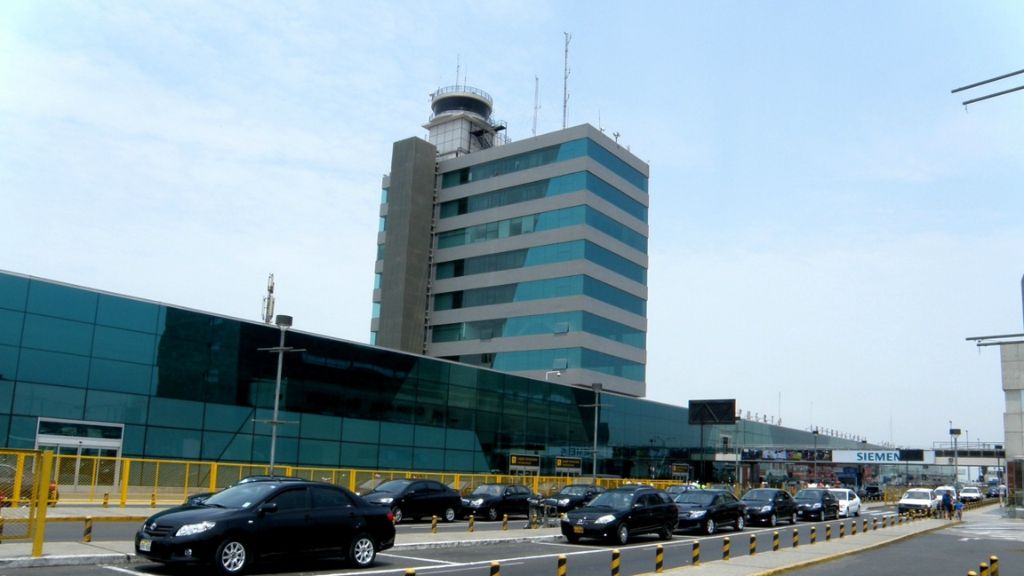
[380,552,460,565]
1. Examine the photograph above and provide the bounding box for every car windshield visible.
[203,483,282,508]
[675,491,715,506]
[371,480,411,493]
[829,491,848,500]
[471,485,505,496]
[586,491,634,510]
[903,490,931,500]
[962,488,979,494]
[742,489,775,502]
[560,486,590,496]
[795,489,824,500]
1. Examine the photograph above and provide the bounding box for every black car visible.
[462,483,537,521]
[539,484,605,514]
[740,488,798,527]
[184,475,303,506]
[561,485,678,545]
[362,479,462,524]
[794,488,840,521]
[858,485,882,501]
[674,489,746,534]
[135,478,395,575]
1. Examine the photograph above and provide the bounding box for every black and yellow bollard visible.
[102,492,109,508]
[150,492,156,508]
[839,522,845,538]
[692,540,701,566]
[991,555,1000,576]
[723,537,730,561]
[655,544,664,573]
[852,519,858,535]
[0,516,4,542]
[863,518,869,532]
[490,560,501,576]
[468,515,475,532]
[792,527,799,548]
[404,569,416,576]
[772,530,779,551]
[749,533,757,556]
[83,516,93,543]
[502,513,509,531]
[825,524,832,541]
[871,518,877,531]
[810,526,816,544]
[611,549,621,576]
[979,561,989,576]
[431,515,438,534]
[557,554,568,576]
[969,571,978,576]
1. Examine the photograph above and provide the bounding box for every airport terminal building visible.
[0,270,869,482]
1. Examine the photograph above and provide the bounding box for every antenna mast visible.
[532,76,540,136]
[562,32,571,129]
[262,274,275,323]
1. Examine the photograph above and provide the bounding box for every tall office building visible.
[372,86,649,397]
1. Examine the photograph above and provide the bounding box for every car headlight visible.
[470,498,484,507]
[594,514,616,525]
[175,521,216,537]
[558,498,571,506]
[687,510,707,518]
[812,503,822,509]
[760,506,772,513]
[378,497,393,504]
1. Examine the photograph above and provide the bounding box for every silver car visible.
[828,488,861,517]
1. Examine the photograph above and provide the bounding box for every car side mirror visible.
[259,502,279,514]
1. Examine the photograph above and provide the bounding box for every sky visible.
[2,1,1022,448]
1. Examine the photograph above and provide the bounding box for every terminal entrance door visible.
[34,418,125,489]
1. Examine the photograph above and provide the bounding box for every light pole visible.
[257,314,303,475]
[586,383,602,482]
[812,429,819,484]
[949,423,961,487]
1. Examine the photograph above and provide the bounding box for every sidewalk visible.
[0,504,993,571]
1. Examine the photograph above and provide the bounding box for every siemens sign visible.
[832,450,933,464]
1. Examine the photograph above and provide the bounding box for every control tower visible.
[424,85,507,160]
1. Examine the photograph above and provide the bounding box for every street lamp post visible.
[588,383,602,482]
[812,429,819,483]
[949,423,961,488]
[257,315,303,475]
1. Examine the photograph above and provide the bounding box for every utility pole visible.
[952,68,1024,106]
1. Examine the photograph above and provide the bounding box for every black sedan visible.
[741,488,797,526]
[674,489,746,534]
[362,478,462,523]
[135,478,395,575]
[462,483,537,521]
[794,488,840,521]
[561,485,678,545]
[539,484,605,514]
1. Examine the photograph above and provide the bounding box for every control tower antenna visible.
[562,32,571,129]
[262,273,275,324]
[532,76,540,136]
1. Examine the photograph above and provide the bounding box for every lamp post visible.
[586,383,602,482]
[949,423,961,488]
[812,429,819,484]
[256,315,303,475]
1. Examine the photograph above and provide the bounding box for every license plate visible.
[573,526,584,534]
[139,539,151,552]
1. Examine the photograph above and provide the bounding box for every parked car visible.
[135,478,395,574]
[897,488,938,514]
[185,475,303,506]
[665,484,699,496]
[362,479,462,523]
[858,485,882,501]
[674,489,746,534]
[828,488,862,517]
[538,484,605,514]
[0,463,59,507]
[461,483,538,521]
[740,488,797,526]
[794,488,840,521]
[561,485,678,545]
[959,486,983,503]
[986,484,1007,498]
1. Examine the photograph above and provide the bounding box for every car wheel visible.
[391,506,403,524]
[768,513,777,527]
[735,515,745,531]
[789,512,797,525]
[704,518,716,535]
[854,507,860,517]
[443,507,457,522]
[349,533,377,568]
[486,507,498,521]
[214,539,249,575]
[615,523,630,545]
[566,533,580,544]
[659,522,674,540]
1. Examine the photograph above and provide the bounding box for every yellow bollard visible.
[468,515,475,532]
[503,513,509,531]
[825,524,832,541]
[723,536,730,560]
[655,544,664,573]
[490,561,501,576]
[150,493,156,508]
[871,518,877,531]
[431,515,438,534]
[83,517,93,543]
[793,527,799,548]
[0,516,4,543]
[979,561,989,576]
[852,519,858,535]
[968,571,978,576]
[772,530,779,551]
[102,492,109,508]
[611,549,621,576]
[839,522,845,538]
[863,518,869,532]
[991,555,999,576]
[692,540,700,565]
[810,526,816,544]
[749,533,757,556]
[557,554,568,576]
[404,569,416,576]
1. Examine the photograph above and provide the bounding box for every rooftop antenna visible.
[532,75,540,136]
[562,32,571,129]
[598,109,604,132]
[261,273,275,324]
[455,55,460,87]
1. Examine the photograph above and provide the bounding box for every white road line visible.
[379,552,460,565]
[102,567,149,576]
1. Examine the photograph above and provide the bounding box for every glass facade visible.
[433,275,646,316]
[435,240,645,284]
[432,311,645,350]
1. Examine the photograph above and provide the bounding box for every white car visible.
[959,486,983,503]
[829,488,862,517]
[897,488,938,514]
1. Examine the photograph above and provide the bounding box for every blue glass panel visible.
[0,274,28,311]
[148,397,203,429]
[341,442,378,468]
[585,173,647,222]
[17,349,89,387]
[0,380,11,413]
[21,314,93,355]
[13,382,85,419]
[582,276,645,315]
[0,415,9,446]
[412,447,444,470]
[298,439,340,466]
[205,432,253,462]
[444,450,474,471]
[84,389,149,425]
[0,309,23,346]
[88,359,153,395]
[144,426,201,459]
[204,404,254,433]
[272,435,299,465]
[301,413,342,441]
[378,445,412,470]
[586,207,647,252]
[585,140,649,192]
[123,424,145,454]
[92,326,155,364]
[26,280,97,322]
[380,422,413,445]
[445,428,476,451]
[252,408,300,437]
[9,416,38,449]
[342,418,379,443]
[414,424,445,448]
[0,345,17,383]
[96,295,159,333]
